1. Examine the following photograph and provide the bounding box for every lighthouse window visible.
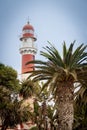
[23,30,34,34]
[29,30,34,34]
[24,39,27,42]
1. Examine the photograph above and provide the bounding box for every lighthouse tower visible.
[19,21,37,80]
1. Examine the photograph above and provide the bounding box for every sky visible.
[0,0,87,75]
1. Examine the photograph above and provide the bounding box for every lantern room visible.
[20,21,37,41]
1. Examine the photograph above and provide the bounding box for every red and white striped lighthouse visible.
[19,21,37,79]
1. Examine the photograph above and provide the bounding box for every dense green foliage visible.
[0,63,31,130]
[20,79,35,99]
[0,63,20,91]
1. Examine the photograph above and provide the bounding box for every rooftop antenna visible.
[27,16,30,24]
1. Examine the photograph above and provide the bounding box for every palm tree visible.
[27,41,87,130]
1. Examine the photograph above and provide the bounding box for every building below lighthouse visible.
[19,21,37,80]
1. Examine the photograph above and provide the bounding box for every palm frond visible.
[70,44,87,69]
[41,41,64,67]
[63,41,67,62]
[63,41,75,68]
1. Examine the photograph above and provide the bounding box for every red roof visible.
[23,22,34,31]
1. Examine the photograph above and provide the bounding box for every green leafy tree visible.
[0,63,20,91]
[0,63,30,130]
[27,41,87,130]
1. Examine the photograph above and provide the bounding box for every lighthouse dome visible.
[20,21,37,41]
[23,22,34,31]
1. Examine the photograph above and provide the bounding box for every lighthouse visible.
[19,21,37,80]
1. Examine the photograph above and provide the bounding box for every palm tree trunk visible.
[58,102,74,130]
[57,82,74,130]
